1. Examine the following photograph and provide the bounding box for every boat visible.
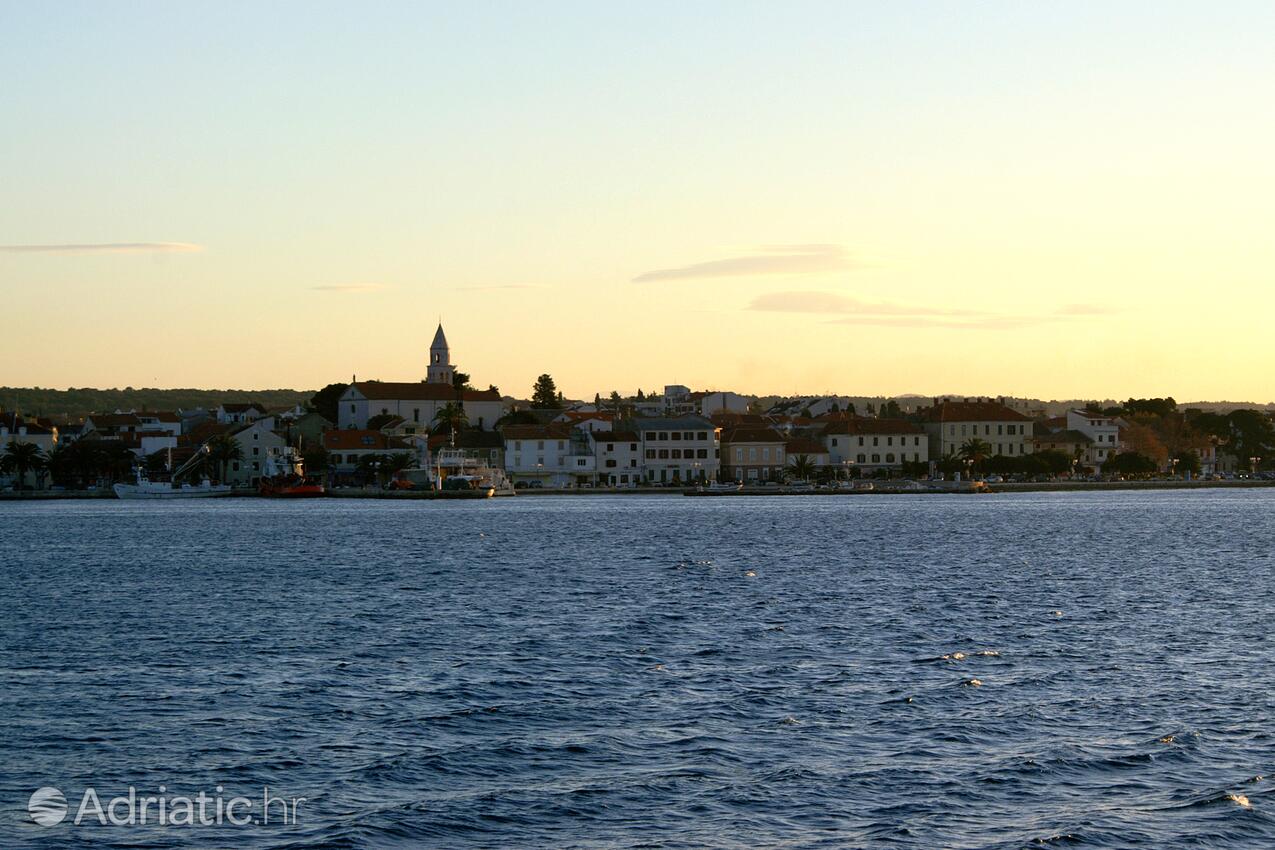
[786,481,817,493]
[701,481,743,493]
[113,446,233,499]
[258,453,325,497]
[438,474,496,498]
[113,470,232,499]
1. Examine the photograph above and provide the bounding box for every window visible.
[253,447,259,456]
[672,449,682,459]
[762,447,770,461]
[350,404,356,413]
[749,447,757,461]
[698,432,707,440]
[858,437,864,446]
[658,449,669,459]
[831,438,838,447]
[873,437,879,446]
[697,449,707,459]
[253,432,259,441]
[607,443,614,451]
[871,454,880,463]
[577,459,586,467]
[646,449,655,459]
[606,459,616,468]
[736,448,743,461]
[886,453,895,463]
[658,432,668,441]
[630,444,637,451]
[671,432,681,440]
[537,441,544,450]
[684,432,694,440]
[857,454,866,463]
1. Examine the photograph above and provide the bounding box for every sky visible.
[2,1,1274,402]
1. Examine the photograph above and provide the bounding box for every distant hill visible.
[0,387,316,420]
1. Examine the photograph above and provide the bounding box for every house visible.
[322,429,416,479]
[0,414,58,488]
[1064,409,1121,471]
[83,412,143,438]
[785,436,831,472]
[588,430,642,486]
[699,392,749,417]
[215,403,267,425]
[719,426,786,483]
[920,400,1034,460]
[223,420,290,486]
[502,423,595,486]
[632,416,719,484]
[1032,430,1093,468]
[823,418,928,474]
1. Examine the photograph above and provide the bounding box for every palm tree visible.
[358,452,390,487]
[1,441,46,490]
[789,454,816,481]
[432,402,469,436]
[204,434,243,484]
[959,438,993,474]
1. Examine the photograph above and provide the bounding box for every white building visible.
[823,418,929,473]
[699,391,749,417]
[1065,409,1121,470]
[921,400,1034,460]
[338,324,505,431]
[502,424,595,486]
[224,420,289,486]
[0,414,58,488]
[589,429,642,486]
[633,416,719,484]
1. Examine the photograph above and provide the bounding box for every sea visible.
[2,491,1274,848]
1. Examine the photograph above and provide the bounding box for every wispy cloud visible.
[633,244,854,283]
[310,283,386,293]
[750,290,1113,331]
[0,242,203,254]
[456,284,543,292]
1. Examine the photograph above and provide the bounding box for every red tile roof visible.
[350,381,501,402]
[920,402,1030,423]
[720,426,785,444]
[591,430,639,443]
[822,417,923,436]
[785,437,828,455]
[500,423,572,440]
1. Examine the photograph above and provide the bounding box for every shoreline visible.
[4,479,1274,500]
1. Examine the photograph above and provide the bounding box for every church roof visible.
[431,323,449,350]
[349,381,500,402]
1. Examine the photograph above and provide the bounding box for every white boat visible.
[113,475,233,499]
[113,452,232,499]
[702,481,743,493]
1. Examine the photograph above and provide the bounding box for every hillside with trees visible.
[0,387,315,420]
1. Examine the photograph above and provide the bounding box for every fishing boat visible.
[258,453,325,497]
[113,446,233,499]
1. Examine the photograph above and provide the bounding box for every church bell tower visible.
[427,323,455,385]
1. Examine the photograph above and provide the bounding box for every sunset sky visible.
[3,2,1274,402]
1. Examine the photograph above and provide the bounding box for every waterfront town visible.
[2,324,1273,494]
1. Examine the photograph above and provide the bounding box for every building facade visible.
[633,416,719,484]
[921,401,1034,460]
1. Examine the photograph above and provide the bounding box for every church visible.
[337,324,505,431]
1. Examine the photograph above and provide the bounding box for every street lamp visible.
[1251,456,1262,474]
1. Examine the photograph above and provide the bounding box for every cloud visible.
[1056,303,1116,315]
[310,283,386,292]
[633,244,854,283]
[750,290,1115,331]
[456,284,543,292]
[0,242,203,254]
[749,290,984,317]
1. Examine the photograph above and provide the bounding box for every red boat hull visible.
[259,480,326,497]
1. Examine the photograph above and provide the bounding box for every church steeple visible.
[427,323,455,384]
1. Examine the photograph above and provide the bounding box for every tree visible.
[880,400,902,418]
[1,441,46,489]
[532,374,563,409]
[1225,409,1275,467]
[204,434,243,484]
[958,439,993,473]
[1174,449,1202,476]
[452,371,472,400]
[302,446,329,475]
[366,413,398,431]
[1033,449,1073,475]
[495,409,539,429]
[433,402,469,435]
[310,383,349,424]
[789,455,816,481]
[1107,451,1158,476]
[386,452,415,474]
[1124,398,1177,418]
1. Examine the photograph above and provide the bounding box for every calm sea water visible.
[2,492,1274,848]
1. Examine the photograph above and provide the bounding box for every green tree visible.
[880,400,903,418]
[302,445,329,475]
[789,455,816,480]
[309,382,349,424]
[432,402,469,435]
[1173,449,1202,476]
[366,413,398,431]
[1107,451,1158,476]
[532,374,563,409]
[1,441,46,489]
[959,439,994,473]
[204,433,243,484]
